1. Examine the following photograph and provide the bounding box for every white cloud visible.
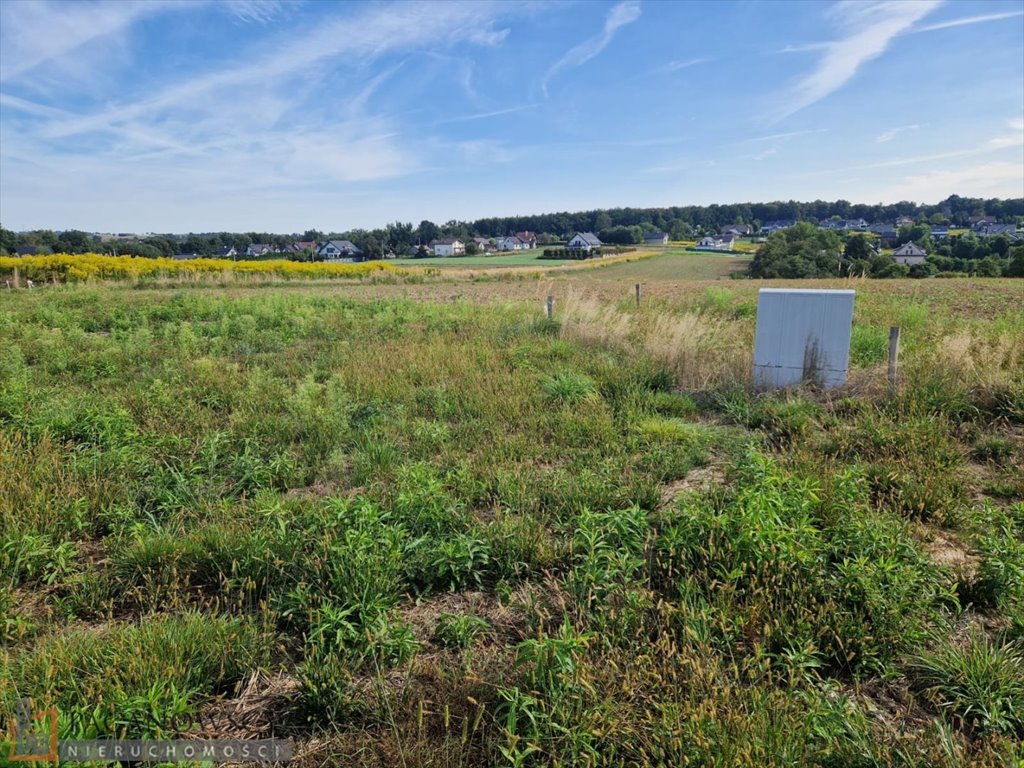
[656,58,710,73]
[224,0,287,24]
[911,9,1024,33]
[886,161,1024,202]
[986,117,1024,149]
[541,0,642,97]
[774,0,941,120]
[0,0,180,85]
[741,128,828,143]
[875,124,920,143]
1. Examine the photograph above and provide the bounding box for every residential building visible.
[721,224,751,236]
[975,223,1019,237]
[473,237,496,253]
[430,238,465,257]
[514,231,538,249]
[643,230,669,246]
[566,232,602,252]
[245,243,274,258]
[317,240,362,260]
[215,246,237,258]
[696,236,731,251]
[892,242,927,265]
[496,236,527,251]
[895,215,915,228]
[760,220,795,234]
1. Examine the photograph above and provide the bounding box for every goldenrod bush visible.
[0,253,404,282]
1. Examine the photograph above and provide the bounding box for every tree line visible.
[2,194,1022,258]
[749,222,1024,279]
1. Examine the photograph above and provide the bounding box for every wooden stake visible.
[888,326,900,393]
[546,295,554,320]
[635,283,641,307]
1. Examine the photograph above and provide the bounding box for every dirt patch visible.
[659,464,725,508]
[186,671,299,741]
[920,527,979,582]
[400,589,531,649]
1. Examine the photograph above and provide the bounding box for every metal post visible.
[546,295,554,321]
[888,327,900,393]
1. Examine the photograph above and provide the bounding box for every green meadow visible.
[1,267,1022,766]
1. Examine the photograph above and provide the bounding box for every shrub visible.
[434,613,491,648]
[540,370,597,404]
[909,629,1024,738]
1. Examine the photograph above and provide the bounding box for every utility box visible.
[752,288,855,390]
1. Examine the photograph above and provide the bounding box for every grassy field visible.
[389,251,573,267]
[1,255,1023,766]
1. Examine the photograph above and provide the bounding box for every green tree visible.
[0,225,16,255]
[1004,246,1024,277]
[748,222,843,278]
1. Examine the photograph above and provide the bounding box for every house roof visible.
[979,224,1017,235]
[893,242,927,256]
[319,240,361,252]
[570,232,602,246]
[215,246,235,256]
[643,230,667,239]
[431,238,463,245]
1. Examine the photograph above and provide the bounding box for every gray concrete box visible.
[752,288,855,390]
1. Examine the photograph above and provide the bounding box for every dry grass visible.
[557,292,751,389]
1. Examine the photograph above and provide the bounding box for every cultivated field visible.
[1,252,1022,766]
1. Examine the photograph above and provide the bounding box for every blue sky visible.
[1,0,1022,233]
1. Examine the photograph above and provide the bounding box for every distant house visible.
[895,215,915,228]
[14,246,40,256]
[969,215,997,227]
[868,223,898,242]
[245,243,274,258]
[215,246,237,259]
[566,232,602,252]
[721,224,751,237]
[760,220,795,234]
[318,240,362,260]
[643,230,669,246]
[892,242,927,265]
[975,223,1019,237]
[514,231,538,249]
[174,250,202,260]
[473,237,497,253]
[930,226,950,241]
[496,236,527,251]
[696,236,731,251]
[430,238,465,257]
[821,218,868,231]
[288,241,317,254]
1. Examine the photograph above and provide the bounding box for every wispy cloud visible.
[875,124,920,143]
[541,0,642,97]
[436,105,537,125]
[740,128,828,143]
[224,1,288,24]
[911,9,1024,33]
[887,161,1024,202]
[774,0,941,120]
[0,0,180,85]
[656,57,710,73]
[986,117,1024,149]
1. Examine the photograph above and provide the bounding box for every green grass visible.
[389,251,577,267]
[0,279,1022,765]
